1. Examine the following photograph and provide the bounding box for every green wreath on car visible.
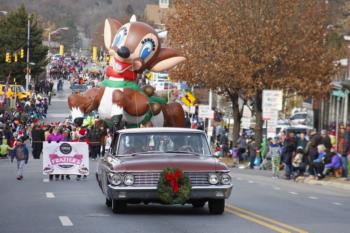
[157,167,192,204]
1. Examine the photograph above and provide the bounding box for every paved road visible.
[0,84,349,233]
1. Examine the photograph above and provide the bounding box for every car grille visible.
[133,172,210,187]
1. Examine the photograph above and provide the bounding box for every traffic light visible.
[5,51,11,63]
[14,53,18,62]
[92,46,97,62]
[20,48,24,59]
[105,54,110,63]
[59,45,64,56]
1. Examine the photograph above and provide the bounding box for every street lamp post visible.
[26,19,30,91]
[47,27,69,56]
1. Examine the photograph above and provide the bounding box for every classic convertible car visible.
[96,127,233,214]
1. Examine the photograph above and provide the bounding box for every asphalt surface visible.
[0,83,349,233]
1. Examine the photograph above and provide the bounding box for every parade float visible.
[68,16,186,131]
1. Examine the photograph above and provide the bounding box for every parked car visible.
[290,112,308,125]
[96,127,233,214]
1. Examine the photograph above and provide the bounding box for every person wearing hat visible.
[292,146,306,178]
[10,138,29,180]
[73,127,88,181]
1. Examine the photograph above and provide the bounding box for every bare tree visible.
[166,0,336,145]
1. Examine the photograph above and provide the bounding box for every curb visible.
[296,177,350,192]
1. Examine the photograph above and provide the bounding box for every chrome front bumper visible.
[107,185,233,201]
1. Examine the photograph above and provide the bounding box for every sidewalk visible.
[295,176,350,192]
[220,157,350,191]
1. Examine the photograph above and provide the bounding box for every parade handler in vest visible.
[10,139,29,180]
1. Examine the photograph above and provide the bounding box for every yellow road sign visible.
[181,91,196,107]
[146,72,153,80]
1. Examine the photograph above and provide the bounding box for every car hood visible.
[110,154,227,172]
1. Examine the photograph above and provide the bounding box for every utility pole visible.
[26,19,30,91]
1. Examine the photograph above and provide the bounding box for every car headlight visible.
[208,174,219,185]
[124,174,135,186]
[108,173,122,186]
[221,173,231,185]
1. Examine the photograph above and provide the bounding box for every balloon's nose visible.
[117,46,130,58]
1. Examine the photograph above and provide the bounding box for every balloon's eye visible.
[140,39,155,61]
[112,28,127,48]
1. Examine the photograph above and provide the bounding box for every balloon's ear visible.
[150,48,186,72]
[104,18,122,50]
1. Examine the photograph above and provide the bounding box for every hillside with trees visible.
[0,0,157,51]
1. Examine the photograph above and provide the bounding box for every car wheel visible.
[192,200,206,208]
[208,199,225,215]
[112,199,127,213]
[105,198,112,207]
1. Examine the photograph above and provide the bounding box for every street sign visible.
[332,90,346,98]
[198,105,213,118]
[146,72,153,80]
[241,118,251,129]
[181,91,196,107]
[207,126,213,137]
[262,90,283,111]
[262,111,278,121]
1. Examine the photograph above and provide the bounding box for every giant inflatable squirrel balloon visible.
[68,16,186,129]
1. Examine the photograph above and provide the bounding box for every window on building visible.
[159,0,169,8]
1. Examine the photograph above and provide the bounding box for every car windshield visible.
[116,132,211,157]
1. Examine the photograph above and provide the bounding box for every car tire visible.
[105,198,112,207]
[112,199,127,213]
[208,199,225,215]
[192,200,206,208]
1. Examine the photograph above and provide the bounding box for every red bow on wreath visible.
[166,169,183,193]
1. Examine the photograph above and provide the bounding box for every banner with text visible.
[43,142,89,175]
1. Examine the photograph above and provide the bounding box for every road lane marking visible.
[274,187,281,190]
[288,191,299,195]
[332,202,343,206]
[248,180,254,183]
[237,177,243,180]
[225,208,291,233]
[226,204,308,233]
[308,196,318,200]
[46,192,55,198]
[59,216,73,226]
[86,213,110,217]
[43,178,49,183]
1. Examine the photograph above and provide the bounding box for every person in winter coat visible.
[73,128,88,181]
[87,126,103,160]
[322,152,341,176]
[248,138,258,169]
[47,128,64,143]
[320,130,332,152]
[306,130,322,175]
[337,127,349,178]
[31,123,45,159]
[292,147,306,177]
[281,132,296,179]
[10,139,29,180]
[267,137,282,178]
[311,144,327,179]
[0,137,12,158]
[296,132,308,152]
